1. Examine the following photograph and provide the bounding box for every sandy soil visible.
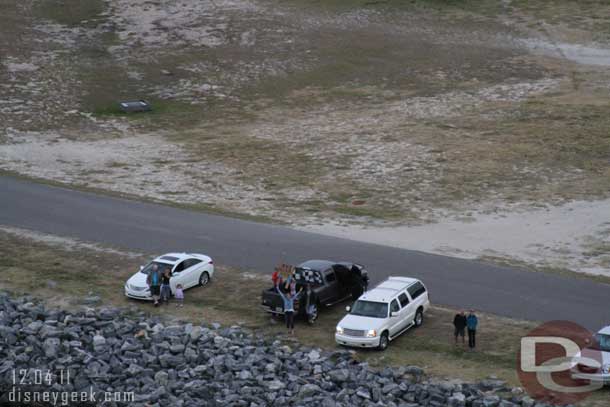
[0,225,143,258]
[300,199,610,277]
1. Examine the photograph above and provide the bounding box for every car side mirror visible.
[139,265,144,271]
[346,306,351,312]
[390,311,398,317]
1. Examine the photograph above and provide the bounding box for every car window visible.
[325,270,336,283]
[398,292,410,307]
[407,282,426,299]
[593,333,610,352]
[350,300,388,319]
[173,261,187,273]
[184,258,202,269]
[140,261,172,275]
[390,299,400,313]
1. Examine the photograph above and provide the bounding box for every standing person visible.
[304,284,318,323]
[453,311,467,345]
[175,284,184,307]
[275,283,302,335]
[160,267,172,305]
[146,264,162,307]
[467,310,478,350]
[271,269,282,287]
[350,265,369,292]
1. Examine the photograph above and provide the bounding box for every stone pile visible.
[0,293,549,406]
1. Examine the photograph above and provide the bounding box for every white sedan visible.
[125,252,214,300]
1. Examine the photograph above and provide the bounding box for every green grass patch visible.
[92,98,204,127]
[33,0,107,27]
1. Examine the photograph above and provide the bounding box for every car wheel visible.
[378,331,389,351]
[198,271,210,286]
[414,308,424,327]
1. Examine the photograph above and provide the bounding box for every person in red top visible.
[272,270,282,286]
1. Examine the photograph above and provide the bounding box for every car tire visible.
[414,308,424,327]
[198,271,210,286]
[378,331,389,351]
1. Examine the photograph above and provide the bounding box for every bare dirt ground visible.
[1,0,609,275]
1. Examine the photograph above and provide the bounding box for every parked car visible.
[571,325,610,385]
[125,253,214,300]
[261,259,369,323]
[335,276,430,350]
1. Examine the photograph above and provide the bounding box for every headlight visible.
[366,329,377,338]
[336,326,344,335]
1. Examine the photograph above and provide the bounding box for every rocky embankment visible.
[0,293,544,406]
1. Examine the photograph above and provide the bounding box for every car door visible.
[397,291,414,330]
[184,258,203,288]
[407,282,427,322]
[388,298,402,337]
[318,269,337,305]
[171,260,190,291]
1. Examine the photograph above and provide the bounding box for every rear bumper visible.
[335,333,380,348]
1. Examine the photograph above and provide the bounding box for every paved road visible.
[0,175,608,329]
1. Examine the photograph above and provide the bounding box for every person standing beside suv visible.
[453,311,467,345]
[467,310,478,350]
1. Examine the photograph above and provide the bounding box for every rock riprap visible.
[0,294,552,406]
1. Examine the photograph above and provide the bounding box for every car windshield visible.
[140,261,173,275]
[591,333,610,352]
[350,300,388,318]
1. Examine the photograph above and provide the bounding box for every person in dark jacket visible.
[453,311,467,345]
[467,310,479,350]
[160,267,172,305]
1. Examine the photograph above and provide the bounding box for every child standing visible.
[175,284,184,307]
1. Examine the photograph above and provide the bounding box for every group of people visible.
[453,310,478,350]
[273,270,318,335]
[146,264,185,307]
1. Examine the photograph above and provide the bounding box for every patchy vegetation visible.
[2,0,610,226]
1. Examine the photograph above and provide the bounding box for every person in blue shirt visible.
[146,264,162,307]
[276,283,302,335]
[466,310,478,350]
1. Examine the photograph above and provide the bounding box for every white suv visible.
[335,276,430,350]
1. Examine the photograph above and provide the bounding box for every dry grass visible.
[0,232,548,382]
[1,230,608,405]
